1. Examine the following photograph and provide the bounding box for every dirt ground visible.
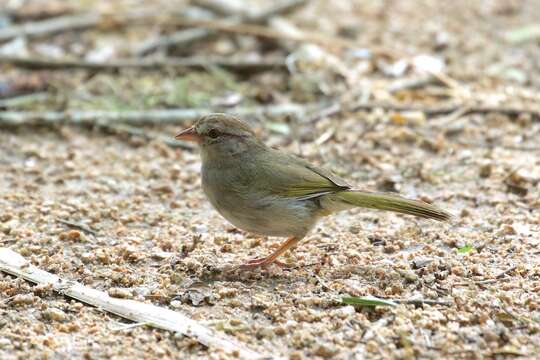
[1,0,539,359]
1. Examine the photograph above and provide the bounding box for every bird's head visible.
[175,113,261,159]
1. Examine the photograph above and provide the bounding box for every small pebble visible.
[43,307,67,322]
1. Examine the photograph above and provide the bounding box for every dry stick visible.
[135,28,212,55]
[495,265,518,279]
[0,55,286,73]
[57,219,98,236]
[163,17,399,58]
[0,104,309,127]
[0,92,50,108]
[94,122,196,150]
[303,101,540,124]
[135,0,308,55]
[392,298,453,306]
[349,102,540,119]
[455,139,540,151]
[166,17,359,51]
[0,11,160,42]
[0,248,271,359]
[387,74,445,94]
[453,277,512,286]
[0,13,101,42]
[2,103,535,129]
[306,74,454,124]
[429,106,471,127]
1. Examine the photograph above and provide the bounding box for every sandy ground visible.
[1,0,539,359]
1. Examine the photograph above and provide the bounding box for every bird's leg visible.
[239,236,300,269]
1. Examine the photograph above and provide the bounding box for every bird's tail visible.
[334,190,452,221]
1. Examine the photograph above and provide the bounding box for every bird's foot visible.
[237,257,289,270]
[235,237,299,271]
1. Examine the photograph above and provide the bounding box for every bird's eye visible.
[208,129,220,139]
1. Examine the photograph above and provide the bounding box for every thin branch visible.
[0,55,286,73]
[94,122,196,150]
[349,102,540,119]
[166,17,359,51]
[135,0,308,55]
[56,219,98,236]
[0,104,310,127]
[303,100,540,123]
[453,277,512,286]
[387,74,445,94]
[392,298,453,306]
[0,11,161,42]
[495,265,518,279]
[455,139,540,152]
[429,106,471,127]
[0,248,272,359]
[0,92,50,108]
[302,101,344,124]
[0,13,101,42]
[135,28,214,55]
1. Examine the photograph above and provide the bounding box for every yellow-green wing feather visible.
[257,149,350,199]
[249,148,451,221]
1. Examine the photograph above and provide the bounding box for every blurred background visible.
[1,0,539,359]
[1,0,539,116]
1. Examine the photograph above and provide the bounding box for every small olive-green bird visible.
[176,113,451,269]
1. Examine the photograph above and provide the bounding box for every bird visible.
[175,113,451,269]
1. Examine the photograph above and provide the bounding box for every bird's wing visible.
[257,149,351,200]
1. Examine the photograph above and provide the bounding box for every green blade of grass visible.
[342,296,397,307]
[458,244,473,253]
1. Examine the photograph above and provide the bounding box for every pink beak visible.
[175,126,201,143]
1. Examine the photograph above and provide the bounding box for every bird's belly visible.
[202,181,315,237]
[221,198,314,237]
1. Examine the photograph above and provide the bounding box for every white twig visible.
[0,248,271,359]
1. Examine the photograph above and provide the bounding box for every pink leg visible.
[238,237,300,270]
